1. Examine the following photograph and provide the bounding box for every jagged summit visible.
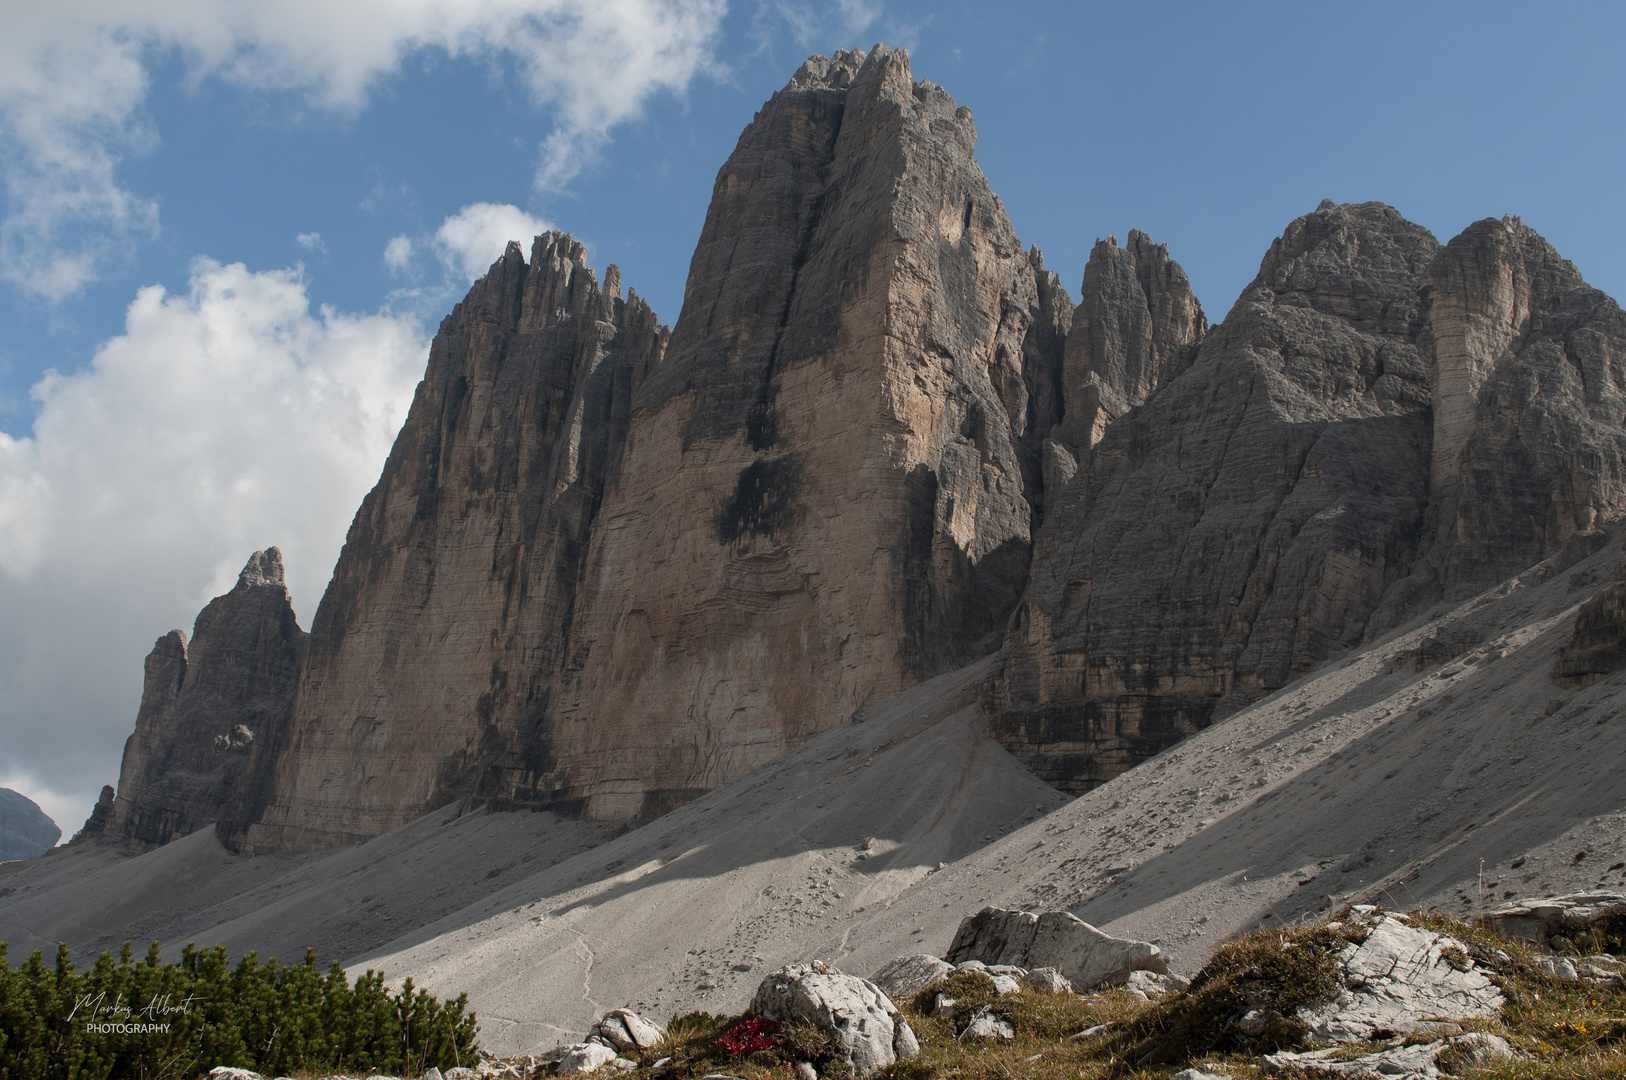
[236,546,284,589]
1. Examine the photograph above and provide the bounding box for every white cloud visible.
[0,258,425,808]
[384,234,415,275]
[296,231,325,252]
[0,0,726,298]
[434,202,552,283]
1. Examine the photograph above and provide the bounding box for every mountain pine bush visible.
[0,939,477,1079]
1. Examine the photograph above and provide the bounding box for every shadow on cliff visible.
[1071,576,1626,937]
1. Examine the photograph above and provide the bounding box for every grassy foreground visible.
[556,910,1626,1080]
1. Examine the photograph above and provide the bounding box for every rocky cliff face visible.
[0,788,59,861]
[990,202,1441,791]
[241,236,667,851]
[1421,216,1626,594]
[988,204,1626,792]
[80,549,306,849]
[495,45,1062,822]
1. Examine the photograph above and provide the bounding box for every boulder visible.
[588,1008,666,1053]
[960,1007,1015,1042]
[989,974,1021,995]
[1299,916,1503,1043]
[205,1070,262,1080]
[750,963,920,1077]
[1263,1031,1513,1078]
[558,1042,619,1076]
[946,907,1165,989]
[1487,892,1626,945]
[1022,967,1073,994]
[870,955,954,1002]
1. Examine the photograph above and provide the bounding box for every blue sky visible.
[2,0,1623,835]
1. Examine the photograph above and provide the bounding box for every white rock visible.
[1299,918,1503,1044]
[869,955,954,1002]
[1263,1032,1513,1078]
[1169,1070,1232,1080]
[1023,967,1073,994]
[1123,968,1186,995]
[206,1070,263,1080]
[590,1008,666,1052]
[751,963,919,1077]
[946,906,1165,990]
[558,1042,618,1076]
[954,959,988,973]
[990,974,1021,995]
[1236,1009,1267,1036]
[959,1007,1014,1042]
[607,1060,637,1073]
[423,1069,444,1080]
[794,1064,818,1080]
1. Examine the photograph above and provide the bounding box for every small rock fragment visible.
[959,1006,1015,1042]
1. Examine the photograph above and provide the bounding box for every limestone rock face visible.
[990,202,1439,791]
[244,235,667,851]
[1422,216,1626,592]
[1058,230,1207,451]
[96,549,306,850]
[70,785,114,843]
[506,45,1060,821]
[0,787,60,861]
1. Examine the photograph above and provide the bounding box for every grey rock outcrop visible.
[1263,1032,1514,1079]
[991,201,1440,792]
[1058,230,1207,452]
[1299,916,1502,1043]
[96,548,306,851]
[242,235,668,850]
[588,1009,666,1054]
[0,788,59,860]
[750,963,920,1077]
[69,784,114,843]
[1422,216,1626,593]
[945,906,1165,989]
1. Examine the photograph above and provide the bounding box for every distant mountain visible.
[0,788,60,861]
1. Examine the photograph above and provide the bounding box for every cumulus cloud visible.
[384,235,415,275]
[0,0,725,298]
[434,202,553,283]
[0,258,424,820]
[296,231,325,252]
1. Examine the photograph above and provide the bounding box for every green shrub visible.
[1113,924,1356,1067]
[0,939,477,1080]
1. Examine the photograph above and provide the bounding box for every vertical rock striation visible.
[1058,230,1207,453]
[500,45,1062,821]
[1421,216,1626,592]
[990,202,1439,792]
[94,549,307,849]
[243,235,667,851]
